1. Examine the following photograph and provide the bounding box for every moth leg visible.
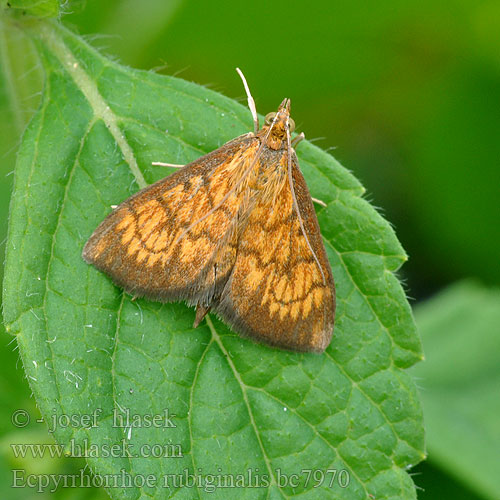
[291,132,305,147]
[193,304,211,328]
[236,67,259,134]
[312,197,327,207]
[152,161,185,168]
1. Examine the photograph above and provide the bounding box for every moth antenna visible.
[236,68,259,134]
[285,107,327,286]
[171,114,280,247]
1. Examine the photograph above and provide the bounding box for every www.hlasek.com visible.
[12,467,351,493]
[11,438,183,459]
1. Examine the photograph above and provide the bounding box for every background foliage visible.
[1,0,499,499]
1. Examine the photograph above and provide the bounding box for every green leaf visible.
[2,0,59,18]
[412,281,500,500]
[3,19,424,499]
[0,15,43,262]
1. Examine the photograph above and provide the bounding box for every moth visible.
[82,69,335,352]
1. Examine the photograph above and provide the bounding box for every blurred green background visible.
[1,0,499,498]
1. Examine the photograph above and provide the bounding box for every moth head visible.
[260,98,296,150]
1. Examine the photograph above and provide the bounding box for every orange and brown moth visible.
[82,69,335,353]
